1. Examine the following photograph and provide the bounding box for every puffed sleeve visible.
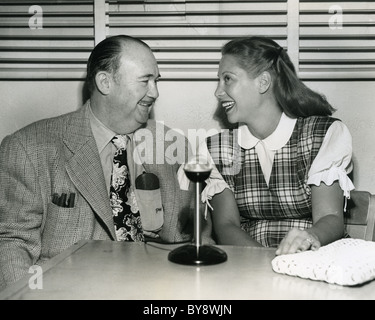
[307,121,355,199]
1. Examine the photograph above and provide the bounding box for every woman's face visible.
[215,54,261,124]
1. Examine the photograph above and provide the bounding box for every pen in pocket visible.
[52,192,76,208]
[67,193,75,208]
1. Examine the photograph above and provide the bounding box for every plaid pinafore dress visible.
[206,116,338,248]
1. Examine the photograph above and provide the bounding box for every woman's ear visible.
[257,71,272,94]
[95,71,111,95]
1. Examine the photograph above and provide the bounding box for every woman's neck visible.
[244,103,282,140]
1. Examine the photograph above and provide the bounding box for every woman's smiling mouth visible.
[222,101,235,113]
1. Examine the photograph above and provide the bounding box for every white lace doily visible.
[271,238,375,286]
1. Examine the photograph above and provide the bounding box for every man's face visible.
[107,45,160,134]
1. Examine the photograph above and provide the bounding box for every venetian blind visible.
[107,0,289,80]
[299,0,375,80]
[1,0,374,81]
[0,0,95,80]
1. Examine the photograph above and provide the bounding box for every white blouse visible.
[178,113,355,208]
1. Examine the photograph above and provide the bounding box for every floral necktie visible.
[110,135,144,242]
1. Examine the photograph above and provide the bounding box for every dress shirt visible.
[88,103,133,195]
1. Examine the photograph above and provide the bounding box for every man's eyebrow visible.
[138,73,161,79]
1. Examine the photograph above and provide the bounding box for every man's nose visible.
[148,81,159,99]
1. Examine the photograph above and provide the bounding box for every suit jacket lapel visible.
[63,103,116,240]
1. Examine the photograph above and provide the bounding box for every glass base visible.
[168,244,228,266]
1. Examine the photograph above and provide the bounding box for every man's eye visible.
[224,75,231,83]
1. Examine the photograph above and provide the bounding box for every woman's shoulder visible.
[298,115,340,126]
[297,116,342,136]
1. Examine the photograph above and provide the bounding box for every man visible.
[0,35,204,290]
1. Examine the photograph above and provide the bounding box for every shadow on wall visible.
[82,81,90,105]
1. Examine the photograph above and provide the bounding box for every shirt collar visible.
[238,113,297,150]
[88,101,117,154]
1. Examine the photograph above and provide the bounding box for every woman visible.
[199,36,354,255]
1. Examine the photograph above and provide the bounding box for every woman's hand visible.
[275,228,321,255]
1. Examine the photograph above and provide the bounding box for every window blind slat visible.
[144,39,288,48]
[300,52,375,60]
[300,1,375,12]
[0,28,94,37]
[0,18,94,27]
[300,26,375,37]
[300,14,375,24]
[0,40,94,48]
[109,26,287,36]
[110,15,287,24]
[0,52,90,60]
[300,39,375,47]
[185,2,287,12]
[0,68,86,79]
[0,5,94,13]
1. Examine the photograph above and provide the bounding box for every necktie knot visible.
[112,134,129,150]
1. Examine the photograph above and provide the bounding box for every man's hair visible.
[85,35,150,95]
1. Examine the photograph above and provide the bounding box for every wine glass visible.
[168,156,227,265]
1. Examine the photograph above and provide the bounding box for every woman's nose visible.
[215,83,225,99]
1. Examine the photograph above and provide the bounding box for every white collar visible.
[238,113,297,150]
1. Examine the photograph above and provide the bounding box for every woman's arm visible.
[211,188,263,247]
[310,181,345,243]
[276,121,353,255]
[276,181,345,255]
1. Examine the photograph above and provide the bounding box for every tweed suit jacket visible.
[0,102,194,289]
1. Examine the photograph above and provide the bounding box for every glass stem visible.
[194,182,202,255]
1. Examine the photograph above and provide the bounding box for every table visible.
[1,240,375,300]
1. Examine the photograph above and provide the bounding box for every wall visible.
[0,80,374,193]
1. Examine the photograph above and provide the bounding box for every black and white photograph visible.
[0,0,374,305]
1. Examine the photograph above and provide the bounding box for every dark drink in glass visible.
[184,163,212,183]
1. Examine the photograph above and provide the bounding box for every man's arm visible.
[0,134,43,289]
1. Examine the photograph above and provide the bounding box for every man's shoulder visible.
[7,106,85,144]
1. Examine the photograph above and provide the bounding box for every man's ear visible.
[95,71,111,95]
[257,71,272,94]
